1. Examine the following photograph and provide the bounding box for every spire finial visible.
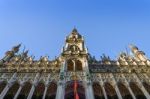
[12,43,22,53]
[72,27,78,33]
[129,44,138,50]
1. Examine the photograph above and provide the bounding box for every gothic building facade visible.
[0,29,150,99]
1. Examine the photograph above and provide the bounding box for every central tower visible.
[61,28,89,72]
[56,28,94,99]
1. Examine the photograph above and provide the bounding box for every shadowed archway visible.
[117,82,132,99]
[0,81,7,94]
[143,82,150,94]
[17,82,32,99]
[32,82,45,99]
[130,82,146,99]
[4,82,20,99]
[93,82,104,99]
[45,82,57,99]
[104,82,118,99]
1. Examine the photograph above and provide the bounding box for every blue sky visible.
[0,0,150,60]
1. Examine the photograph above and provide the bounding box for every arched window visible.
[67,59,74,71]
[75,60,83,71]
[67,59,83,71]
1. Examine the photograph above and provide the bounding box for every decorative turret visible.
[129,44,147,61]
[0,44,21,65]
[62,28,88,57]
[12,44,21,53]
[60,28,90,75]
[71,28,78,35]
[22,50,29,58]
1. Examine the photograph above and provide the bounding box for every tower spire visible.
[72,27,78,35]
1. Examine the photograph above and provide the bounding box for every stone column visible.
[42,74,51,99]
[113,83,122,99]
[84,60,90,72]
[125,83,136,99]
[110,74,122,99]
[14,74,29,99]
[101,85,107,99]
[121,74,136,99]
[0,84,10,99]
[55,81,65,99]
[27,73,40,99]
[42,86,48,99]
[133,74,150,98]
[13,85,23,99]
[27,85,35,99]
[73,60,75,71]
[84,59,94,99]
[85,81,94,99]
[55,61,66,99]
[99,74,107,99]
[0,73,17,99]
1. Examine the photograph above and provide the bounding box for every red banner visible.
[74,81,79,99]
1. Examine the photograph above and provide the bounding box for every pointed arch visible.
[117,82,132,99]
[0,81,7,94]
[4,82,20,99]
[92,82,104,99]
[32,82,45,99]
[17,82,32,99]
[75,60,83,71]
[104,82,118,99]
[67,59,74,71]
[45,82,57,99]
[65,81,74,99]
[130,82,146,99]
[143,82,150,94]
